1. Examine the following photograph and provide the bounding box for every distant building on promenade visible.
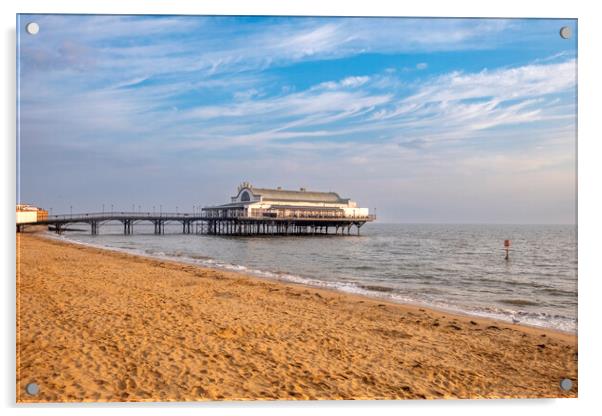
[202,182,370,219]
[16,204,48,224]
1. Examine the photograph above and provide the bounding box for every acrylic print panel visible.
[16,14,577,402]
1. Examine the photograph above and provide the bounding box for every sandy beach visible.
[16,233,577,402]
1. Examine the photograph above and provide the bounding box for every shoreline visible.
[44,231,575,336]
[17,233,578,401]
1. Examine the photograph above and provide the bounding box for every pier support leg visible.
[91,221,97,235]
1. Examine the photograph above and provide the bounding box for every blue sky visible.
[17,15,577,223]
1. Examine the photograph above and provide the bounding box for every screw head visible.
[560,378,573,391]
[559,26,571,39]
[25,22,39,35]
[25,382,39,395]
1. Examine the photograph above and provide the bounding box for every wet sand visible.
[16,233,577,402]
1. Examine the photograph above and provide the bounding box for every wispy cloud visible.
[314,76,371,90]
[368,60,575,143]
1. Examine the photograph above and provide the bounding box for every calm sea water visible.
[57,223,577,332]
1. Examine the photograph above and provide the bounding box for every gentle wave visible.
[498,299,540,307]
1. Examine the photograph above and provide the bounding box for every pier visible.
[18,183,376,236]
[25,211,375,236]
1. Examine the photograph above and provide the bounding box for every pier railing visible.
[42,211,376,222]
[45,212,203,221]
[247,213,376,220]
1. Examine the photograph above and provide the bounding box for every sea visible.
[55,223,577,333]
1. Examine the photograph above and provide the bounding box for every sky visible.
[17,15,577,223]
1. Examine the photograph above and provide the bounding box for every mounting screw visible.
[26,22,39,35]
[559,26,571,40]
[25,382,39,395]
[560,378,573,391]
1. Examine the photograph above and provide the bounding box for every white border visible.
[2,1,601,415]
